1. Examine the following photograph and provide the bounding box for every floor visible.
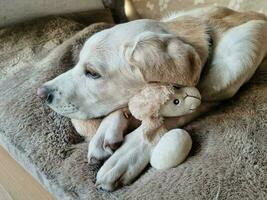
[0,146,54,200]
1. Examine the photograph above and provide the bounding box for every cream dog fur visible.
[38,6,267,191]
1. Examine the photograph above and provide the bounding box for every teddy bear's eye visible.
[173,99,180,105]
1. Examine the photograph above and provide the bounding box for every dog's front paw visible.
[88,128,125,164]
[96,129,152,191]
[88,110,128,164]
[87,131,112,164]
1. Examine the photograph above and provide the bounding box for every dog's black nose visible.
[37,86,54,103]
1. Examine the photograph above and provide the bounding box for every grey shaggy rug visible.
[0,17,267,200]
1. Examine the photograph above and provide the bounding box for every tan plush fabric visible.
[132,0,267,19]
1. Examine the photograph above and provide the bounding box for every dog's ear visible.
[123,32,202,86]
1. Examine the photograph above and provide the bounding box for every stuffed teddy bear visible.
[128,84,201,169]
[72,84,201,169]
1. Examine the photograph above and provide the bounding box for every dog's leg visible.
[199,20,267,101]
[87,109,129,164]
[96,126,152,191]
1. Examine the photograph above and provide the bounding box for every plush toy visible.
[72,84,201,169]
[128,84,201,169]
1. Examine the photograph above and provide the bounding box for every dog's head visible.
[37,19,202,119]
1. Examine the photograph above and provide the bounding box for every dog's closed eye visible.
[84,63,101,79]
[85,69,101,79]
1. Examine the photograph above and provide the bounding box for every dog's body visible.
[38,6,267,191]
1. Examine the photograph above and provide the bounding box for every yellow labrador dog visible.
[37,6,267,191]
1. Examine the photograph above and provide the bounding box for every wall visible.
[0,0,104,27]
[132,0,267,19]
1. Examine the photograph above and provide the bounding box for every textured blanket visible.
[0,17,266,200]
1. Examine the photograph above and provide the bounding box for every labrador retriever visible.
[37,6,267,191]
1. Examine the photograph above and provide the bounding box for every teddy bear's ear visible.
[128,84,174,120]
[123,31,202,86]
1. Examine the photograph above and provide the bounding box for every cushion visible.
[0,17,267,199]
